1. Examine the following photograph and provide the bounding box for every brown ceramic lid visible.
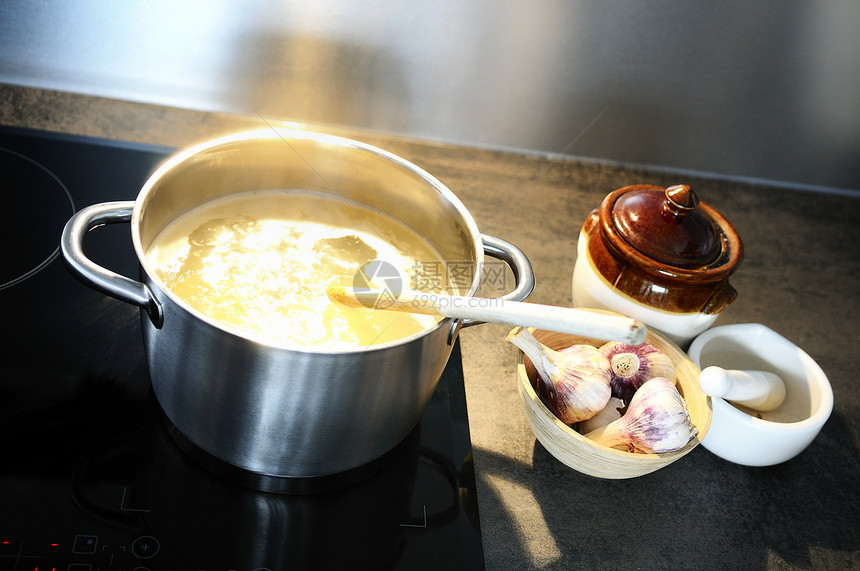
[612,184,720,269]
[584,184,743,314]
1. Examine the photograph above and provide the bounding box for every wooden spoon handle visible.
[327,286,647,344]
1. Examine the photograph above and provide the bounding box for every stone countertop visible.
[3,84,858,569]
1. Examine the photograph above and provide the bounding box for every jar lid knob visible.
[665,184,699,216]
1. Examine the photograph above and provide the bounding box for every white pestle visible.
[699,366,787,412]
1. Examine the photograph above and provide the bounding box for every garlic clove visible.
[599,341,676,404]
[583,377,697,454]
[507,327,611,425]
[577,396,625,434]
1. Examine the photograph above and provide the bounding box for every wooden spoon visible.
[327,286,647,345]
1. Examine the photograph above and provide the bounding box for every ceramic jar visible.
[572,184,743,347]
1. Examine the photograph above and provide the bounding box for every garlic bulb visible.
[599,341,676,403]
[577,397,625,434]
[584,377,696,453]
[507,327,611,425]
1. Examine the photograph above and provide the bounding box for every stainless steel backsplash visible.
[1,0,857,192]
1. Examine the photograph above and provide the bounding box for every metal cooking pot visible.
[61,128,533,481]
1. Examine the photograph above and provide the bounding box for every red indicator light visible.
[50,543,59,547]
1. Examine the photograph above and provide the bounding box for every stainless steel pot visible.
[61,128,533,480]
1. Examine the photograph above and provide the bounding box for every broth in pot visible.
[147,190,453,348]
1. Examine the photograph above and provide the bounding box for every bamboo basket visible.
[516,320,712,479]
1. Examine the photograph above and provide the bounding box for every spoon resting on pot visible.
[327,286,647,345]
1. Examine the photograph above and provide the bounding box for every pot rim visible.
[130,126,485,354]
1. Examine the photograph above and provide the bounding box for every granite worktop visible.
[3,84,858,569]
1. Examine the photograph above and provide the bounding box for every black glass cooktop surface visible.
[0,126,483,570]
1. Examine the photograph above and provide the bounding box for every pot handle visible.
[61,201,163,328]
[447,234,535,343]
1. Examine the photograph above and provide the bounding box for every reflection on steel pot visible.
[61,128,534,480]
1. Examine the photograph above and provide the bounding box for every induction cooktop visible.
[0,126,484,570]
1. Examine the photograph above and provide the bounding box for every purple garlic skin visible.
[599,341,676,403]
[507,327,611,425]
[544,344,612,424]
[584,377,697,453]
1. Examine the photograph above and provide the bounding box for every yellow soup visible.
[146,190,453,348]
